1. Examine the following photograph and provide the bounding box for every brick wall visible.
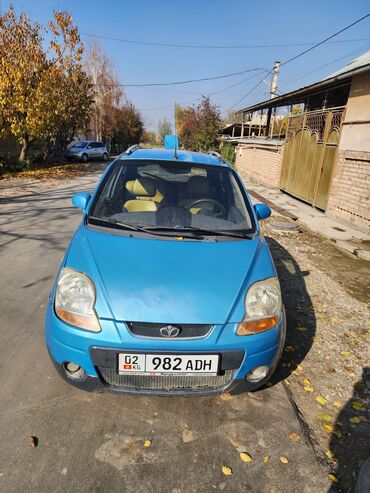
[235,144,283,188]
[326,150,370,233]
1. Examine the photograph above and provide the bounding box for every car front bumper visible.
[45,304,286,396]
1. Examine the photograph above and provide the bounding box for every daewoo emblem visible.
[159,325,181,338]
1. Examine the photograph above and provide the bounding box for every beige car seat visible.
[124,177,164,212]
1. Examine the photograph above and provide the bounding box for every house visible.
[235,51,370,234]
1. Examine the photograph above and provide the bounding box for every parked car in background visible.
[66,141,109,162]
[46,139,286,396]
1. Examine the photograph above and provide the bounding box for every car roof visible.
[121,148,231,168]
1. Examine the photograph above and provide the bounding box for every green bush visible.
[220,143,236,167]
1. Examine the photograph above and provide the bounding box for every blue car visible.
[45,141,286,395]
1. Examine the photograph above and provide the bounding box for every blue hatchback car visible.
[45,142,286,395]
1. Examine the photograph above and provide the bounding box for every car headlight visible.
[54,267,101,332]
[237,277,281,335]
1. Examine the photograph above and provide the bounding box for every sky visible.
[2,0,370,131]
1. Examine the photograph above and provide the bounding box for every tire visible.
[81,153,88,163]
[102,152,108,162]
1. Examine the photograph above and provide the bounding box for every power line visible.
[227,12,370,111]
[280,12,370,66]
[93,67,266,88]
[81,31,370,50]
[139,70,270,112]
[281,42,370,89]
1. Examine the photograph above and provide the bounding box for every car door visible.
[95,142,105,158]
[85,142,95,158]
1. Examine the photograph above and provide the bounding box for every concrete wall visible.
[235,143,283,188]
[327,69,370,233]
[339,71,370,152]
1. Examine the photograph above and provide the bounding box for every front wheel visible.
[81,153,88,163]
[102,152,108,161]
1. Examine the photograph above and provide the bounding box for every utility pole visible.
[270,61,280,99]
[266,61,280,138]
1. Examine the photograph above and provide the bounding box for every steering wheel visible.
[186,198,227,218]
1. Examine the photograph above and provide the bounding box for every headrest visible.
[126,178,156,197]
[186,176,209,197]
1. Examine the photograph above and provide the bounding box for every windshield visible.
[72,141,88,148]
[88,160,255,236]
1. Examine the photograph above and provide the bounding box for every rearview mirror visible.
[72,192,91,211]
[254,203,271,221]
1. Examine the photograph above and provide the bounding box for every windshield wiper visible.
[87,217,204,239]
[144,225,253,239]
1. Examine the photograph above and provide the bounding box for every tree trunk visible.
[19,136,29,163]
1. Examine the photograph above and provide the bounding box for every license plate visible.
[118,353,219,376]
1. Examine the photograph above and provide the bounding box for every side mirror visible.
[254,203,271,221]
[72,192,91,211]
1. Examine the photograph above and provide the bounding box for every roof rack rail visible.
[125,144,140,155]
[207,150,225,161]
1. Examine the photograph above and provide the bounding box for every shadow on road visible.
[232,236,316,395]
[328,367,370,492]
[267,236,316,385]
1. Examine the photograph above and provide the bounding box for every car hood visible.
[65,226,276,324]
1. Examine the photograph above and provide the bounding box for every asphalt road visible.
[0,168,328,493]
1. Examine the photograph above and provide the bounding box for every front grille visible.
[126,321,213,339]
[98,367,235,393]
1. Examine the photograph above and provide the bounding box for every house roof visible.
[239,50,370,114]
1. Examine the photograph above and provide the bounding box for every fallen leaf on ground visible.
[285,379,291,386]
[324,424,333,432]
[325,450,334,459]
[222,465,233,476]
[143,440,152,447]
[352,401,365,411]
[329,473,339,483]
[280,456,289,464]
[28,436,38,448]
[297,364,304,371]
[263,456,270,463]
[292,370,299,376]
[220,393,233,400]
[349,417,361,424]
[341,351,350,357]
[317,414,332,422]
[289,432,300,442]
[296,326,307,332]
[316,395,328,406]
[333,401,342,409]
[240,452,253,463]
[304,386,315,393]
[303,378,311,386]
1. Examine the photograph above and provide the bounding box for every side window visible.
[86,143,93,149]
[96,142,103,148]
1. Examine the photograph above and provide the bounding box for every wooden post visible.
[266,107,272,138]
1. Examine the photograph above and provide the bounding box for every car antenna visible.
[174,102,178,159]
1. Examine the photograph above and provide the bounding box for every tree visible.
[0,7,93,162]
[157,118,172,143]
[222,110,243,126]
[141,130,158,147]
[176,97,221,152]
[85,42,123,142]
[111,103,144,148]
